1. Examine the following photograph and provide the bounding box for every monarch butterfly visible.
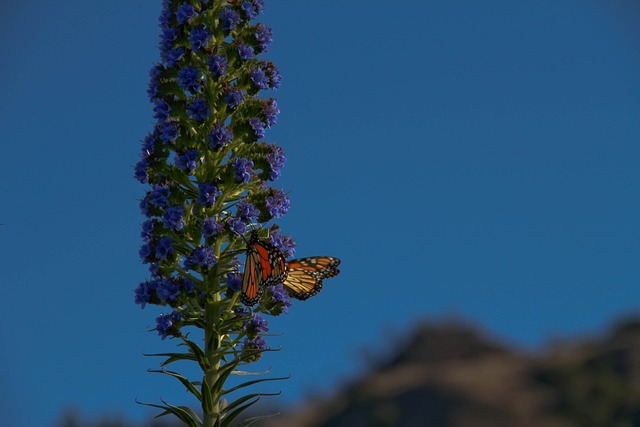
[241,232,288,306]
[282,256,341,300]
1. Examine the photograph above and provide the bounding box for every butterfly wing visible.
[241,234,288,306]
[283,256,341,300]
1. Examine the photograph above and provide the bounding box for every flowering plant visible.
[133,1,293,425]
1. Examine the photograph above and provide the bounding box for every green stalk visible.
[203,239,224,427]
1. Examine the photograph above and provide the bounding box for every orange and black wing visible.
[283,256,341,300]
[241,233,288,306]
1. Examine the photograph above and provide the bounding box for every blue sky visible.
[1,1,639,426]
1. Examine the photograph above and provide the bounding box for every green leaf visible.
[142,351,197,366]
[135,399,201,427]
[148,369,202,401]
[221,391,280,417]
[201,377,215,415]
[212,359,242,395]
[181,336,210,371]
[221,376,289,396]
[236,413,280,427]
[220,397,260,427]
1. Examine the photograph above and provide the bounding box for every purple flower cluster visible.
[265,189,289,218]
[232,157,254,183]
[236,201,260,222]
[175,149,199,172]
[249,118,266,139]
[265,283,292,315]
[208,54,228,78]
[136,0,296,357]
[255,24,273,52]
[189,26,211,52]
[156,311,183,340]
[244,313,269,337]
[220,8,241,32]
[224,87,245,108]
[184,246,217,270]
[198,182,222,207]
[269,231,296,258]
[187,99,209,122]
[209,124,233,149]
[266,145,286,180]
[203,217,224,237]
[177,66,202,94]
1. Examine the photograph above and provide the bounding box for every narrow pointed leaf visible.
[221,391,280,417]
[148,369,202,401]
[220,397,260,427]
[221,376,288,396]
[135,400,200,427]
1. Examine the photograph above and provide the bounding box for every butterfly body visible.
[241,232,287,306]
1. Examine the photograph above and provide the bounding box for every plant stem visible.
[203,240,224,427]
[203,296,221,427]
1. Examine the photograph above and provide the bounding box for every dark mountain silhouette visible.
[57,317,640,427]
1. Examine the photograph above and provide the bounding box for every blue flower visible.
[226,273,242,292]
[236,201,259,222]
[255,24,273,52]
[189,26,211,52]
[153,99,171,122]
[156,277,181,303]
[266,145,286,180]
[243,313,269,336]
[158,121,179,144]
[163,47,185,68]
[158,8,173,30]
[148,184,170,208]
[134,159,149,183]
[187,99,209,122]
[209,124,233,149]
[134,281,152,308]
[263,99,279,127]
[228,217,246,235]
[265,190,290,218]
[156,311,183,340]
[249,118,266,139]
[241,336,268,352]
[185,246,217,269]
[250,67,269,90]
[220,8,241,31]
[224,87,244,108]
[177,66,202,94]
[139,243,153,263]
[176,3,196,25]
[141,219,157,241]
[232,157,254,183]
[269,231,296,258]
[141,132,157,158]
[252,0,265,14]
[198,182,221,207]
[175,149,200,172]
[147,64,163,101]
[162,205,186,231]
[155,236,175,259]
[266,63,282,89]
[203,217,225,237]
[237,41,255,60]
[208,54,228,78]
[159,27,178,52]
[140,198,152,218]
[267,283,292,314]
[241,2,257,19]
